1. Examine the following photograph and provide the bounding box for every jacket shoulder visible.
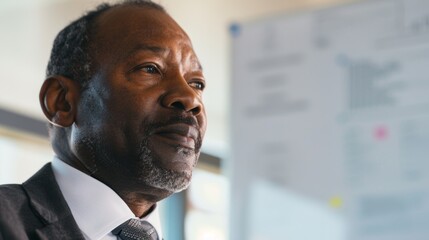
[0,184,44,239]
[0,164,84,240]
[0,184,28,209]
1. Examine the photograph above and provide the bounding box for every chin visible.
[136,155,195,193]
[136,138,199,193]
[155,146,198,172]
[145,168,193,193]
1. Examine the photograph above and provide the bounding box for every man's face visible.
[71,6,206,196]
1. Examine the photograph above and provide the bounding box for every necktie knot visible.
[112,219,159,240]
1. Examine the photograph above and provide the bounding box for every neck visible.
[121,193,156,218]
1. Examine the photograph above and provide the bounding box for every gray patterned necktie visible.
[112,219,159,240]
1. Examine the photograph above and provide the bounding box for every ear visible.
[39,76,80,127]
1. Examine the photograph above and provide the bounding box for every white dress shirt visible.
[51,157,163,240]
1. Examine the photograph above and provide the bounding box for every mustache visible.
[150,115,199,130]
[145,115,203,151]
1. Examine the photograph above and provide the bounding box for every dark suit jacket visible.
[0,163,85,240]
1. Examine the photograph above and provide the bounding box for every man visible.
[0,0,206,239]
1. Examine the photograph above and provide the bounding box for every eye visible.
[130,63,161,75]
[140,64,160,74]
[189,81,205,90]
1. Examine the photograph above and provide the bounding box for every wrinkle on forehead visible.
[94,5,188,43]
[91,5,198,69]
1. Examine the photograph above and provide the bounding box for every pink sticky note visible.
[374,126,388,140]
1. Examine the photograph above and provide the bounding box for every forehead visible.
[92,6,195,63]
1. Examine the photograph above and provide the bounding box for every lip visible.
[153,123,199,149]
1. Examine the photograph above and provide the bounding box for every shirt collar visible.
[51,157,163,240]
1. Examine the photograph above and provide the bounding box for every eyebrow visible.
[125,44,203,71]
[126,44,168,57]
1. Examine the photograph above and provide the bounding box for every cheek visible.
[111,84,159,111]
[76,86,106,123]
[69,124,100,173]
[74,89,128,150]
[71,118,134,158]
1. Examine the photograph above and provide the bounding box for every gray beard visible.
[134,117,202,193]
[81,117,202,193]
[84,136,197,193]
[136,138,197,193]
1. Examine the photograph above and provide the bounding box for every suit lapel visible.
[22,163,85,240]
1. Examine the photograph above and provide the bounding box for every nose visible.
[161,82,203,115]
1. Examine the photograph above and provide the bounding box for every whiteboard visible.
[230,0,429,239]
